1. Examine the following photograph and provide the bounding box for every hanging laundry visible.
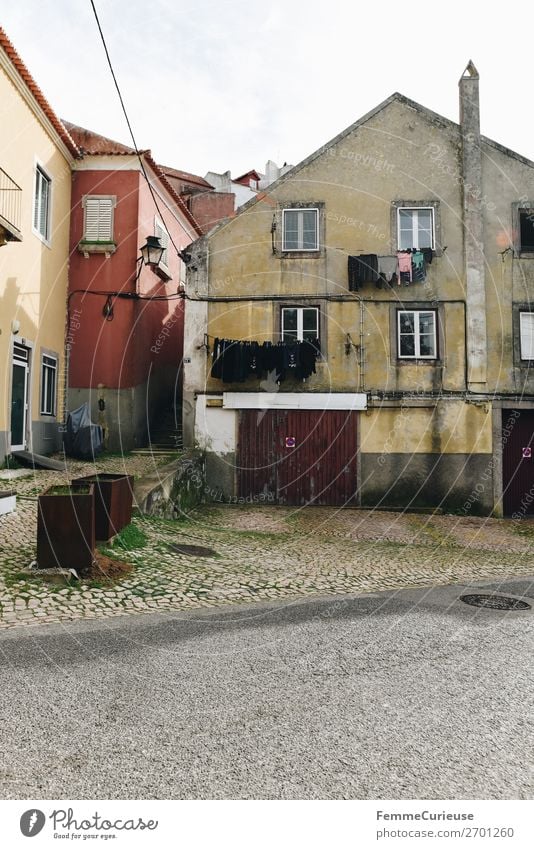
[210,337,320,383]
[412,250,426,283]
[422,247,433,266]
[348,254,379,290]
[298,339,319,379]
[378,256,398,286]
[211,338,223,379]
[348,256,360,291]
[397,251,413,285]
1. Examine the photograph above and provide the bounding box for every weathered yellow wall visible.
[204,98,470,405]
[186,92,534,488]
[0,59,72,439]
[360,402,492,454]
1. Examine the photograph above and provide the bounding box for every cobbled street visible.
[1,455,534,630]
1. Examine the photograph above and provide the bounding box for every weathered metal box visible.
[37,483,95,574]
[71,474,134,540]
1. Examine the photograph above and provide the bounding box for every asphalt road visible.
[1,578,534,799]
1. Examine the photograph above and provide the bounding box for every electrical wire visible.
[88,0,190,263]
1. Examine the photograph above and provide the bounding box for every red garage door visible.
[237,409,358,506]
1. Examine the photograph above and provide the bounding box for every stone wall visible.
[133,451,206,519]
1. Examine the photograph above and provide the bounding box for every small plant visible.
[48,484,91,495]
[107,522,148,552]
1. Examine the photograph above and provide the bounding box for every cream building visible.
[0,28,79,462]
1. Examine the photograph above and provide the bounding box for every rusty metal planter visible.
[71,474,134,540]
[37,483,95,574]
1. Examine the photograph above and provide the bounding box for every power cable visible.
[88,0,192,263]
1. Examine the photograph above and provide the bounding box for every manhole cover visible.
[169,543,218,557]
[460,594,531,611]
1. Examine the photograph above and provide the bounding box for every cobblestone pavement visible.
[1,465,534,629]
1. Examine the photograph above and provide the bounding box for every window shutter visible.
[84,197,113,241]
[520,313,534,359]
[155,220,169,267]
[33,171,40,231]
[40,177,49,238]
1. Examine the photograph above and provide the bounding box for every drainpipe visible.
[359,299,365,392]
[459,60,487,389]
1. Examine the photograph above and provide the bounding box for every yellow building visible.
[184,63,534,516]
[0,28,79,462]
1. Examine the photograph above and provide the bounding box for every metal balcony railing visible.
[0,167,22,242]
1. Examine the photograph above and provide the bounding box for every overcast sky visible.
[2,1,532,177]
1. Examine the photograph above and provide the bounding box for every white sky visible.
[2,1,532,177]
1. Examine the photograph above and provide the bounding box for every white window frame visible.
[397,310,437,359]
[82,195,116,243]
[282,208,319,252]
[155,216,170,275]
[397,207,435,250]
[281,306,320,344]
[33,163,52,244]
[520,312,534,360]
[40,353,58,416]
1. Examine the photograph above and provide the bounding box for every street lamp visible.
[134,235,165,287]
[140,235,164,268]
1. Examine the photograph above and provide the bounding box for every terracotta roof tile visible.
[159,164,214,190]
[62,121,137,155]
[0,27,80,158]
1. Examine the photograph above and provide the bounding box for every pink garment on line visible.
[397,251,412,283]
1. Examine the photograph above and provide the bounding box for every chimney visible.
[459,60,486,387]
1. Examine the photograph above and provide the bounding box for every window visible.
[82,196,115,242]
[33,165,51,241]
[282,208,319,251]
[520,312,534,359]
[398,310,437,359]
[281,307,319,345]
[40,354,57,416]
[397,207,434,250]
[155,217,170,273]
[519,211,534,253]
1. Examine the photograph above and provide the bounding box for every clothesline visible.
[348,249,433,291]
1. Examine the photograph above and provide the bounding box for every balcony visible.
[0,167,22,245]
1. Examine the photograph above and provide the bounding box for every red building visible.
[65,123,202,451]
[159,164,235,234]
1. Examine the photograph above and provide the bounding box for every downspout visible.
[359,299,365,393]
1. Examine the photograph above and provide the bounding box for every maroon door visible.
[502,409,534,516]
[238,409,358,506]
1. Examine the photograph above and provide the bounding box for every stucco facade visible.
[66,130,201,451]
[0,29,78,463]
[184,65,534,514]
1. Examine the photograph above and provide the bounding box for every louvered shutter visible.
[155,220,169,267]
[84,197,114,241]
[34,167,50,238]
[33,171,40,231]
[39,176,49,239]
[520,313,534,359]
